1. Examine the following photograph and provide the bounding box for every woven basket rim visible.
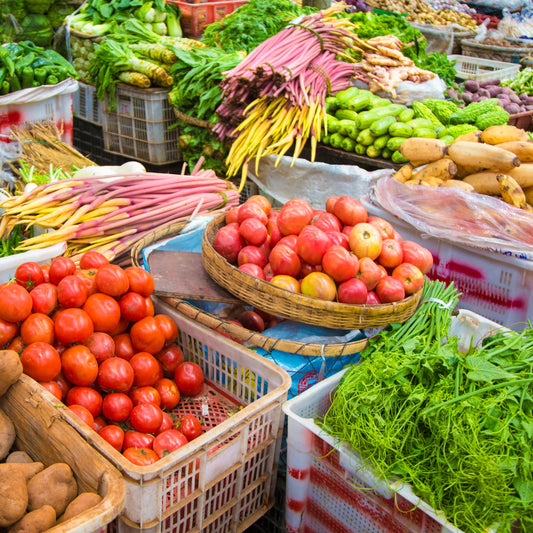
[461,38,533,54]
[202,213,423,330]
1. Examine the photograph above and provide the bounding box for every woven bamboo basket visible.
[202,213,423,330]
[461,39,533,64]
[131,218,369,357]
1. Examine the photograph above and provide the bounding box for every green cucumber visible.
[388,122,413,138]
[325,96,338,114]
[391,150,409,164]
[329,132,345,149]
[398,108,415,123]
[413,127,438,138]
[369,97,392,108]
[335,109,358,122]
[326,114,341,134]
[354,143,367,155]
[357,128,376,146]
[386,136,406,151]
[322,134,331,146]
[340,137,356,152]
[366,145,382,158]
[381,147,392,159]
[344,91,372,112]
[355,104,406,131]
[335,86,359,105]
[373,134,390,151]
[370,115,397,137]
[338,119,358,139]
[407,118,434,129]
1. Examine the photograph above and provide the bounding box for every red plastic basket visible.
[166,0,248,37]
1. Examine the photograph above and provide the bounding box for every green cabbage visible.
[48,2,76,30]
[18,14,54,47]
[24,0,53,15]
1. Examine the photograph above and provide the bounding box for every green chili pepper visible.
[0,80,9,95]
[42,50,78,78]
[15,52,35,75]
[0,68,6,85]
[7,74,21,92]
[33,67,48,85]
[21,67,34,89]
[45,74,59,85]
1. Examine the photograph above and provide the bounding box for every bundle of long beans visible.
[0,163,239,264]
[213,6,369,188]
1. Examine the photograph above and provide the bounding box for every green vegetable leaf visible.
[514,478,533,507]
[464,356,517,383]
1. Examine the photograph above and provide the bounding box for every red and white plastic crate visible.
[0,78,78,144]
[282,309,503,533]
[362,200,533,332]
[56,297,290,532]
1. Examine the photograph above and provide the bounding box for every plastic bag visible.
[0,78,78,106]
[369,177,533,260]
[498,7,533,38]
[410,22,475,54]
[386,77,446,105]
[248,155,392,209]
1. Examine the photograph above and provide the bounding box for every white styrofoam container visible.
[282,310,504,533]
[362,199,533,332]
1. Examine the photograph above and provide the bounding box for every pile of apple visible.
[212,194,433,306]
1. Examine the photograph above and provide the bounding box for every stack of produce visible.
[392,125,533,212]
[502,68,533,97]
[0,257,207,466]
[0,41,78,94]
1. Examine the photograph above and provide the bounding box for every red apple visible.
[401,241,433,274]
[392,262,424,295]
[349,223,383,260]
[368,216,395,240]
[375,276,405,303]
[356,257,384,291]
[333,196,368,226]
[377,239,403,269]
[337,278,368,304]
[365,291,381,305]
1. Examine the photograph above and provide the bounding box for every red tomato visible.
[239,263,266,280]
[212,223,244,263]
[178,414,203,441]
[61,345,99,386]
[74,269,98,297]
[20,313,54,345]
[95,264,129,297]
[174,362,204,396]
[239,217,267,246]
[154,315,178,345]
[237,245,268,269]
[38,380,63,400]
[20,342,61,382]
[15,262,44,290]
[129,385,161,407]
[7,335,24,353]
[295,225,332,266]
[130,352,161,387]
[124,267,154,297]
[79,251,109,270]
[52,372,71,401]
[238,310,265,333]
[68,404,94,429]
[83,293,121,333]
[66,386,103,417]
[49,256,76,285]
[312,212,343,234]
[237,202,268,225]
[129,402,163,434]
[84,332,115,364]
[108,316,129,337]
[0,318,18,347]
[153,429,188,459]
[300,272,337,301]
[123,430,155,450]
[144,296,154,318]
[119,292,148,322]
[322,245,360,283]
[245,195,271,215]
[277,200,314,236]
[123,447,159,466]
[225,206,240,225]
[156,344,184,377]
[270,275,301,293]
[333,196,368,226]
[29,282,58,315]
[0,282,32,323]
[56,275,88,308]
[155,378,180,410]
[41,264,50,283]
[114,333,135,361]
[99,425,124,452]
[157,411,174,434]
[130,317,165,355]
[269,244,301,278]
[54,308,94,344]
[93,416,107,434]
[102,392,133,422]
[97,357,134,392]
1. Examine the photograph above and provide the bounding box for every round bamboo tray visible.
[130,218,369,357]
[202,213,423,330]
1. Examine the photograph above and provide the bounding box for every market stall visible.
[1,0,533,532]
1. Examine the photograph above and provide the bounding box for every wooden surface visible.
[148,250,241,304]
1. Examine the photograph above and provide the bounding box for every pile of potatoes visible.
[0,350,102,532]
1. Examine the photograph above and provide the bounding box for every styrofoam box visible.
[282,309,503,533]
[362,199,533,332]
[57,297,291,532]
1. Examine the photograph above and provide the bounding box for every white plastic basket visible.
[73,81,102,125]
[448,54,521,82]
[282,309,503,533]
[54,297,291,532]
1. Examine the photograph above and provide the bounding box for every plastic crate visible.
[101,84,181,165]
[0,78,78,145]
[282,309,504,533]
[0,374,126,533]
[167,0,248,38]
[448,54,520,82]
[362,200,533,332]
[73,81,102,125]
[56,296,291,532]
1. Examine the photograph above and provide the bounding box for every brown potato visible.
[6,451,33,464]
[0,462,44,483]
[0,350,23,397]
[0,407,15,461]
[58,492,102,524]
[27,463,78,517]
[8,505,56,533]
[0,468,27,528]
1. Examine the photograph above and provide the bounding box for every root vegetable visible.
[0,350,23,397]
[6,451,33,464]
[0,462,44,482]
[446,142,520,173]
[8,505,56,533]
[58,492,102,524]
[0,468,27,528]
[0,407,15,460]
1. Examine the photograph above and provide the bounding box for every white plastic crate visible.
[282,309,504,533]
[448,54,521,82]
[73,81,102,125]
[0,78,78,145]
[56,296,291,532]
[102,84,181,165]
[362,200,533,332]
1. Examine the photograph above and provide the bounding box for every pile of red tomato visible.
[0,252,205,466]
[213,194,434,311]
